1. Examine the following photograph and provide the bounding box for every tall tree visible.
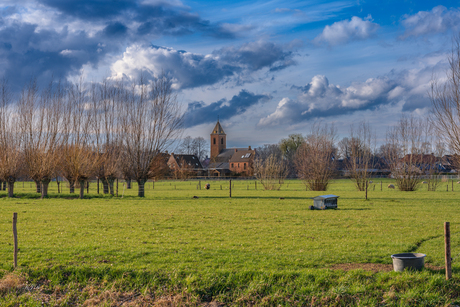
[19,79,63,198]
[385,116,426,191]
[0,80,23,197]
[59,80,100,198]
[430,34,460,167]
[295,124,336,191]
[192,137,207,161]
[121,74,183,197]
[345,122,376,191]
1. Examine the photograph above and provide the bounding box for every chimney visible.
[248,146,251,150]
[235,149,238,152]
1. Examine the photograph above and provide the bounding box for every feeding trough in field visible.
[391,253,426,272]
[310,195,339,210]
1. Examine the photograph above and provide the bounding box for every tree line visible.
[0,75,182,198]
[254,118,451,192]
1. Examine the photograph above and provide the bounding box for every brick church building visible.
[207,120,255,177]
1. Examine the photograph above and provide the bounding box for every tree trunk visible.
[108,178,115,196]
[69,181,75,193]
[102,178,109,194]
[138,179,146,197]
[41,179,50,199]
[79,180,85,199]
[35,180,41,193]
[7,180,14,198]
[126,179,132,189]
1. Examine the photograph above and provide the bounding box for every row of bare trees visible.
[254,116,449,192]
[0,74,182,198]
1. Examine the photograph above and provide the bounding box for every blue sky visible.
[1,0,459,149]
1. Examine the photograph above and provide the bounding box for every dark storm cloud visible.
[214,41,295,71]
[0,0,249,92]
[37,0,230,38]
[103,22,128,36]
[0,21,108,92]
[118,42,296,89]
[38,0,135,20]
[183,90,271,127]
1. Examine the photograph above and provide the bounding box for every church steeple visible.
[210,120,226,159]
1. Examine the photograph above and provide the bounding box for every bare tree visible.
[92,80,123,195]
[430,35,460,169]
[171,157,194,180]
[121,74,182,197]
[295,124,336,191]
[179,136,207,161]
[0,80,23,197]
[345,122,376,191]
[179,136,194,154]
[192,137,207,161]
[254,154,288,190]
[385,116,426,191]
[19,79,64,198]
[58,79,100,198]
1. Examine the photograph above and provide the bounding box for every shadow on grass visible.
[0,193,117,200]
[339,208,371,211]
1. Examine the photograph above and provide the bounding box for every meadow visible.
[0,178,460,306]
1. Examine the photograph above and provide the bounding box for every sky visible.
[0,0,459,149]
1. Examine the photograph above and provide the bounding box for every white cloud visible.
[258,75,397,127]
[313,15,379,46]
[401,5,460,39]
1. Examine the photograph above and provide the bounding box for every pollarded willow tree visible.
[345,122,376,191]
[92,80,123,195]
[59,80,101,199]
[295,124,336,191]
[0,80,23,197]
[254,154,288,190]
[18,80,64,198]
[120,74,183,197]
[385,116,427,191]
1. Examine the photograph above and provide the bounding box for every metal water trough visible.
[310,195,339,210]
[391,253,426,271]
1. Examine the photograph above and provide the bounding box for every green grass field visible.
[1,179,460,306]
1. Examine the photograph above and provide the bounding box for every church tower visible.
[210,120,226,159]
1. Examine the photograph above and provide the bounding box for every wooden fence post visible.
[445,222,452,280]
[116,179,119,197]
[13,213,17,269]
[381,181,382,191]
[229,179,232,198]
[97,178,99,194]
[365,181,368,200]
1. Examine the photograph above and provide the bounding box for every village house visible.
[167,153,205,179]
[207,120,255,177]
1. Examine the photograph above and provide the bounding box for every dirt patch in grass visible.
[329,263,444,272]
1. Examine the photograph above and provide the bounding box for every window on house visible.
[244,163,247,170]
[221,138,223,145]
[231,163,234,168]
[213,138,216,144]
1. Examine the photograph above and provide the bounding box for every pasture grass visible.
[0,178,460,305]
